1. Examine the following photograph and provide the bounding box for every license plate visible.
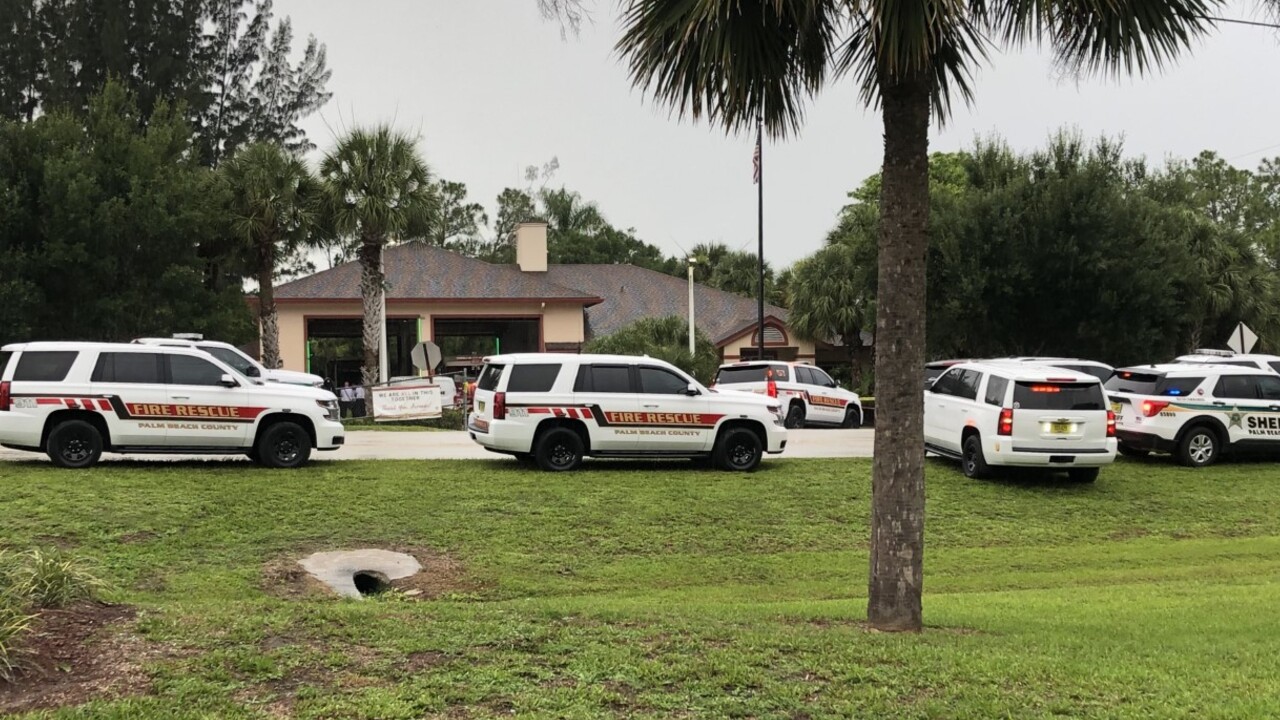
[1111,402,1122,414]
[478,401,486,413]
[1050,422,1072,434]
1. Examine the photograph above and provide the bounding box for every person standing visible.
[339,381,356,418]
[353,383,367,418]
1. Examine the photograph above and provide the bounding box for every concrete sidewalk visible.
[0,427,874,464]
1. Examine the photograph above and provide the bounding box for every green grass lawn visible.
[1,456,1279,718]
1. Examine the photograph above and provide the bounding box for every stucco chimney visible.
[515,221,549,272]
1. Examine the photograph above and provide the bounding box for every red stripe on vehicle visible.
[36,398,62,406]
[566,408,579,419]
[528,407,551,414]
[98,400,112,411]
[580,408,593,419]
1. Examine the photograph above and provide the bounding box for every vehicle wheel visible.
[1068,467,1100,483]
[784,403,806,429]
[534,428,584,472]
[841,408,862,429]
[1117,442,1148,458]
[245,448,259,462]
[47,420,103,469]
[714,427,763,472]
[256,422,312,469]
[1177,426,1220,468]
[961,434,991,479]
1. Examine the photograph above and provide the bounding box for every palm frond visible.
[616,0,843,136]
[978,0,1223,78]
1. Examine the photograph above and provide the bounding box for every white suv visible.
[0,342,344,468]
[711,361,863,429]
[133,337,325,387]
[467,353,787,471]
[995,357,1114,383]
[1107,363,1280,466]
[925,362,1117,481]
[1172,349,1280,374]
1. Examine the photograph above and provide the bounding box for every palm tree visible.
[319,126,435,386]
[223,142,319,369]
[617,0,1223,632]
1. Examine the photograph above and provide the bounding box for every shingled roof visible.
[275,243,601,303]
[544,264,789,346]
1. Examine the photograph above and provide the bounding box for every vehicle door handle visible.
[1213,401,1226,406]
[643,404,660,409]
[172,395,190,400]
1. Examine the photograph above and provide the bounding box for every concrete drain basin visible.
[298,549,422,598]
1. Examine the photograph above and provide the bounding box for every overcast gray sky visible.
[274,0,1280,268]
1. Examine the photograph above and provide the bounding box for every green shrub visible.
[9,548,103,609]
[0,600,33,682]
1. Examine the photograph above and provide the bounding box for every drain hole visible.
[353,570,390,596]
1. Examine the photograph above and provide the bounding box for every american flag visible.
[752,136,761,184]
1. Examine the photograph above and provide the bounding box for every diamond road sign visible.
[1226,322,1259,354]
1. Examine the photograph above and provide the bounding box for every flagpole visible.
[756,114,765,360]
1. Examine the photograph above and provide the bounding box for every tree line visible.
[802,133,1280,377]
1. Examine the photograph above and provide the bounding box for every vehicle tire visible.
[961,434,991,479]
[255,422,312,469]
[534,428,584,472]
[1068,467,1100,483]
[714,427,763,472]
[514,452,536,465]
[1116,442,1148,458]
[784,403,806,429]
[1177,426,1220,468]
[47,420,103,469]
[245,448,259,462]
[841,408,862,429]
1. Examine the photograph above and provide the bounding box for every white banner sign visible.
[369,383,443,421]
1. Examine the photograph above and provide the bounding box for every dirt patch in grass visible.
[117,531,157,544]
[0,601,158,714]
[386,548,478,599]
[260,555,331,599]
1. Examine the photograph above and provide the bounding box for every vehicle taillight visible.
[998,408,1014,436]
[1141,400,1169,417]
[0,381,9,411]
[1106,410,1116,437]
[765,369,777,398]
[493,391,506,420]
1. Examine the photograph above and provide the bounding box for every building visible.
[270,222,818,383]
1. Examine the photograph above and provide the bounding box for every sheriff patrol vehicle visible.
[467,353,787,471]
[1107,363,1280,466]
[1172,348,1280,375]
[0,342,344,469]
[925,361,1116,481]
[711,361,863,429]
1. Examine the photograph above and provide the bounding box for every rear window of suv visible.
[715,364,789,384]
[13,351,78,382]
[1013,382,1105,411]
[506,364,561,393]
[1105,371,1203,396]
[476,364,505,392]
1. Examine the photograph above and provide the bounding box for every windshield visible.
[1105,371,1203,396]
[714,364,789,384]
[196,345,261,381]
[1013,382,1105,411]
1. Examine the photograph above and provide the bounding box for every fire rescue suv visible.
[711,361,863,429]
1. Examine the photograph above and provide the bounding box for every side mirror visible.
[245,366,261,378]
[219,374,239,388]
[685,382,701,396]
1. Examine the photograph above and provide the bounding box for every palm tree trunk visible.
[258,257,280,371]
[867,76,930,633]
[359,238,383,388]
